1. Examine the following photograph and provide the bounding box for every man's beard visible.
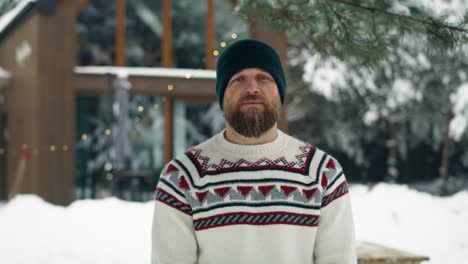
[224,95,279,138]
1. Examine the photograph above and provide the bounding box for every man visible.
[152,39,356,264]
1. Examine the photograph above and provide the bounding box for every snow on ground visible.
[0,183,467,264]
[352,184,468,264]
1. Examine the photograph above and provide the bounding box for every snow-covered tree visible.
[237,0,468,68]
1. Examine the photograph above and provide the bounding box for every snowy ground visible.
[0,183,467,264]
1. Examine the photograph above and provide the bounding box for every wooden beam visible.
[75,74,214,97]
[163,97,173,163]
[73,68,217,98]
[162,0,172,68]
[206,0,215,69]
[162,0,174,163]
[115,0,126,66]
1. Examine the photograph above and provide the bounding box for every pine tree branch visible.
[237,0,468,67]
[330,0,468,33]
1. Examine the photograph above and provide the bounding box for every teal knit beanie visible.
[216,39,286,109]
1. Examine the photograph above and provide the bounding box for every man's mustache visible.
[239,95,266,103]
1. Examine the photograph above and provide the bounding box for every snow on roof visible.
[0,67,11,79]
[74,66,216,79]
[0,0,36,35]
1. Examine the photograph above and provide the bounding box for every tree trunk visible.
[438,109,454,194]
[386,115,399,182]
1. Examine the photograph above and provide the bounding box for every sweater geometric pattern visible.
[155,131,349,231]
[193,211,319,231]
[155,187,192,215]
[186,144,315,176]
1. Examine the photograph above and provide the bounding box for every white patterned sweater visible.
[151,130,356,264]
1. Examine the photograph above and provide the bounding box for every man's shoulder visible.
[169,133,219,163]
[282,132,339,163]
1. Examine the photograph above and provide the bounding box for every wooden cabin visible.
[0,0,288,205]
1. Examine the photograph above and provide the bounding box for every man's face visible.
[222,68,281,138]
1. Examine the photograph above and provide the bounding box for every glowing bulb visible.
[49,145,56,152]
[138,106,144,112]
[81,134,88,140]
[167,85,174,91]
[231,33,238,39]
[153,104,160,110]
[105,129,111,136]
[213,50,219,56]
[185,73,192,79]
[220,41,227,48]
[62,145,69,151]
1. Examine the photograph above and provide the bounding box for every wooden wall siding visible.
[0,81,7,113]
[0,14,41,202]
[0,1,82,205]
[34,2,80,205]
[0,114,7,199]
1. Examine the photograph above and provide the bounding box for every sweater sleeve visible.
[151,162,198,264]
[313,157,357,264]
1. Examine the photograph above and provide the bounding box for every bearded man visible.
[151,39,357,264]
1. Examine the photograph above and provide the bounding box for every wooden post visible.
[115,0,126,66]
[162,0,173,164]
[162,0,172,68]
[0,0,87,205]
[247,13,289,133]
[206,0,215,70]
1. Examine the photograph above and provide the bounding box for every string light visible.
[105,129,111,136]
[137,106,144,112]
[220,41,227,48]
[153,104,160,110]
[231,33,238,39]
[167,84,174,91]
[213,50,219,56]
[81,134,88,140]
[185,73,192,79]
[0,143,79,157]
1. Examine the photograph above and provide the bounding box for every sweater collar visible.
[213,129,286,157]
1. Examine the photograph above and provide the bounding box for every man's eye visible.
[232,76,244,82]
[258,75,270,80]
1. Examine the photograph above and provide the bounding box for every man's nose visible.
[245,79,260,94]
